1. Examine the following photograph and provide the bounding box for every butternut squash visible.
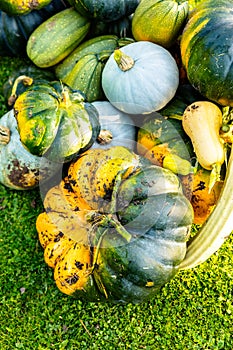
[180,101,233,269]
[182,101,225,191]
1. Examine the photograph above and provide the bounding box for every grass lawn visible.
[0,22,233,350]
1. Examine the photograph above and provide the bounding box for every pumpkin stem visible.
[0,124,10,144]
[110,217,132,242]
[108,168,128,215]
[89,216,131,283]
[60,86,73,108]
[97,129,113,145]
[8,75,33,106]
[114,49,134,71]
[87,212,132,244]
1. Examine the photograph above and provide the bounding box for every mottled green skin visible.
[181,0,233,106]
[26,8,90,68]
[132,0,189,48]
[94,225,187,303]
[116,166,193,232]
[14,81,100,163]
[0,0,69,56]
[55,35,134,102]
[91,165,194,303]
[138,112,194,162]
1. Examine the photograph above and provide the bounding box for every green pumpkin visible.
[36,146,193,303]
[67,0,140,22]
[102,41,179,114]
[13,81,100,163]
[92,164,193,303]
[136,84,205,198]
[67,146,144,211]
[55,35,134,102]
[132,0,189,48]
[0,110,60,190]
[180,0,233,106]
[87,15,133,39]
[136,113,194,175]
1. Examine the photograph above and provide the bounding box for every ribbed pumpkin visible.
[55,35,134,102]
[36,177,103,300]
[0,110,60,190]
[13,81,100,163]
[137,113,194,176]
[67,0,140,22]
[102,41,179,114]
[190,166,224,225]
[67,146,142,211]
[36,146,194,303]
[132,0,189,48]
[180,0,233,106]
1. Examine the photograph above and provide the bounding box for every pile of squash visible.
[1,0,233,303]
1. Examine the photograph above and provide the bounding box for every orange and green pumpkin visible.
[36,146,194,303]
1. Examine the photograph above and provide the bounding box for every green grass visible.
[0,36,233,350]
